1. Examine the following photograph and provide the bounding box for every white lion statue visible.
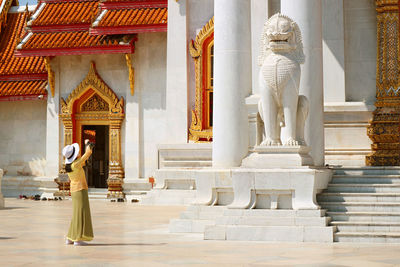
[258,13,309,146]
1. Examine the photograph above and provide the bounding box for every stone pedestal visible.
[229,168,331,210]
[0,169,4,208]
[242,146,313,169]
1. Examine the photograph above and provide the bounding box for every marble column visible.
[322,0,345,102]
[281,0,325,166]
[213,0,251,168]
[45,72,60,177]
[166,0,188,143]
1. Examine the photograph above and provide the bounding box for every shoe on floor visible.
[73,241,88,246]
[65,239,73,245]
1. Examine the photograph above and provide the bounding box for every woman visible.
[62,141,94,246]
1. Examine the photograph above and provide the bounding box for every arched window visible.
[189,17,214,142]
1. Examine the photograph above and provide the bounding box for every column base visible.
[242,146,314,169]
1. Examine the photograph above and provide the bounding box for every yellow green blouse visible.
[68,150,91,193]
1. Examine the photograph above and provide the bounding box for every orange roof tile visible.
[0,80,47,97]
[0,11,47,99]
[22,31,120,49]
[0,12,46,75]
[98,7,167,27]
[30,0,99,26]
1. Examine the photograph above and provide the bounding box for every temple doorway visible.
[82,125,109,188]
[60,62,125,193]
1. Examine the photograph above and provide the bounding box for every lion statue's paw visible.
[261,139,281,146]
[284,138,299,146]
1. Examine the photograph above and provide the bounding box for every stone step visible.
[162,160,212,168]
[169,218,215,233]
[186,205,227,213]
[204,225,335,242]
[317,193,400,202]
[326,184,400,193]
[333,167,400,176]
[334,232,400,243]
[215,215,330,227]
[327,211,400,222]
[221,208,326,217]
[320,202,400,212]
[330,221,400,232]
[331,175,400,184]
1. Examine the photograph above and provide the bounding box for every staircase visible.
[318,167,400,243]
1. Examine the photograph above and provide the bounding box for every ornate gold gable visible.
[366,1,400,165]
[60,62,125,194]
[189,17,214,142]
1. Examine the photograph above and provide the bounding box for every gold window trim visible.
[189,16,214,142]
[60,61,125,194]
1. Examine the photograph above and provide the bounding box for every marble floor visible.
[1,198,400,267]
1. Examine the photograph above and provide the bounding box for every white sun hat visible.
[62,143,80,164]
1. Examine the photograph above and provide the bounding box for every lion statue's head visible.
[258,13,305,65]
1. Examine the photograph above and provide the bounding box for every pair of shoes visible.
[65,239,73,245]
[74,241,87,246]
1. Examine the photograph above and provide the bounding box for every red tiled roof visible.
[23,31,119,49]
[30,0,99,26]
[0,80,47,97]
[0,12,46,75]
[16,30,135,56]
[0,11,47,99]
[16,0,137,56]
[98,7,167,27]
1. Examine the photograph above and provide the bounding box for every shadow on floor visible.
[0,237,15,240]
[86,243,168,247]
[1,207,26,210]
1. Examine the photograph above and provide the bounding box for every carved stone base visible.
[241,146,314,169]
[229,168,332,210]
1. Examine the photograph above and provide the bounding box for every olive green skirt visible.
[67,189,94,242]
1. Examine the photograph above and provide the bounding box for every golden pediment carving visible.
[81,94,109,112]
[60,61,124,117]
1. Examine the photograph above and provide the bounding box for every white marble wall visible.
[321,0,376,166]
[323,0,345,103]
[57,33,167,180]
[343,0,376,104]
[134,32,168,179]
[0,100,47,176]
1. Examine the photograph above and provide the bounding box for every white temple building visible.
[2,0,400,242]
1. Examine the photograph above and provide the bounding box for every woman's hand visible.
[85,144,92,155]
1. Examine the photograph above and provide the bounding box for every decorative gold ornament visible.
[366,1,400,165]
[189,17,214,142]
[44,57,55,97]
[60,61,125,192]
[82,94,109,112]
[0,0,13,30]
[125,54,135,96]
